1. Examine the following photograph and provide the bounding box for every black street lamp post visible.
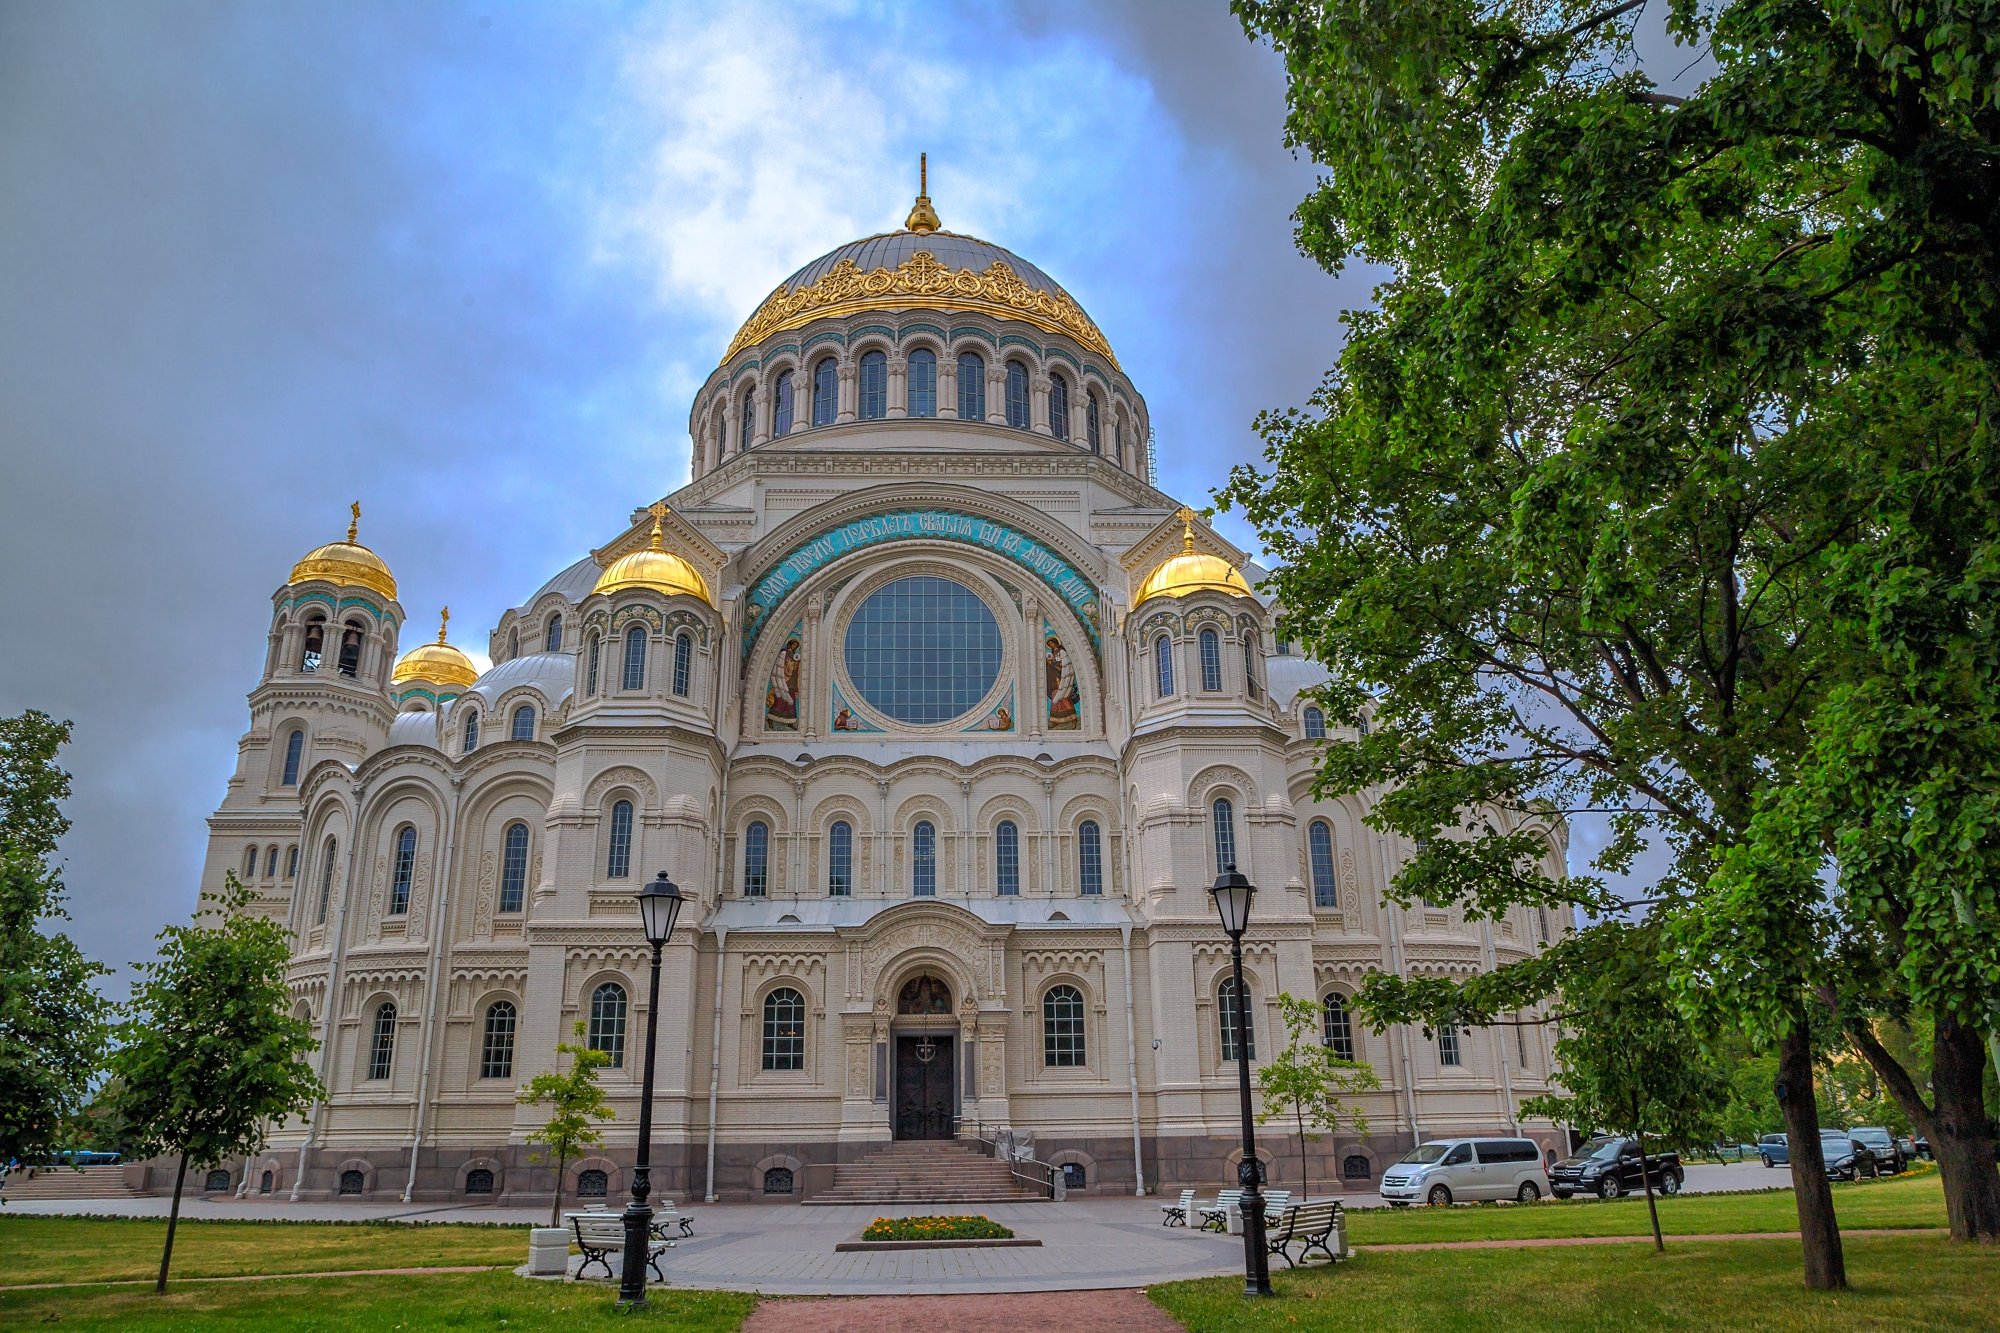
[1211,863,1273,1298]
[618,871,685,1309]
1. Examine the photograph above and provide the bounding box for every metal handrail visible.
[952,1119,1058,1199]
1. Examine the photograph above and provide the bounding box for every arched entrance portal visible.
[893,974,957,1140]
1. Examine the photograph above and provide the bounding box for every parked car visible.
[1758,1133,1789,1168]
[1378,1137,1551,1206]
[1820,1129,1886,1182]
[1895,1136,1919,1163]
[1849,1128,1906,1174]
[1548,1136,1685,1199]
[1914,1136,1933,1160]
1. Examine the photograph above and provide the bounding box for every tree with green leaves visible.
[517,1022,615,1227]
[104,875,321,1291]
[1257,992,1381,1197]
[0,710,110,1170]
[1228,0,2000,1285]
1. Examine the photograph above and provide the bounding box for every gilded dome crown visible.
[288,502,397,600]
[1133,509,1254,606]
[593,505,714,605]
[392,608,478,689]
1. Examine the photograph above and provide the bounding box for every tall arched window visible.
[1309,820,1337,909]
[286,844,299,879]
[508,627,519,659]
[1219,976,1254,1062]
[390,825,417,915]
[995,820,1020,896]
[281,729,305,786]
[957,351,985,419]
[810,356,837,426]
[1211,797,1237,874]
[588,983,627,1067]
[827,820,852,897]
[912,820,936,896]
[606,800,633,879]
[368,1001,396,1080]
[622,625,647,691]
[713,402,725,462]
[1155,634,1174,698]
[545,616,563,653]
[1077,820,1103,896]
[1198,628,1222,691]
[772,369,796,435]
[1048,371,1070,439]
[585,633,601,697]
[1085,392,1102,453]
[1439,1027,1462,1067]
[461,708,479,753]
[1042,984,1085,1067]
[740,385,756,447]
[243,846,257,878]
[671,632,692,697]
[480,1000,517,1079]
[858,349,887,419]
[907,347,937,417]
[500,822,530,913]
[761,987,805,1070]
[743,820,769,897]
[316,837,337,924]
[265,845,280,878]
[510,705,535,742]
[1303,707,1326,739]
[1322,992,1355,1061]
[1243,635,1262,700]
[1004,359,1030,428]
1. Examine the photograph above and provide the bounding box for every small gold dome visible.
[288,502,397,601]
[392,608,478,690]
[1133,509,1254,606]
[592,506,714,605]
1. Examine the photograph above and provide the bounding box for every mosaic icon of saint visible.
[765,635,802,729]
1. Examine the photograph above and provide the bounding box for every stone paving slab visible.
[740,1288,1181,1333]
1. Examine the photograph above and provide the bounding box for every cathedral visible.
[202,172,1566,1205]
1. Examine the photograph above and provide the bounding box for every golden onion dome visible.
[1133,509,1255,607]
[391,608,479,690]
[288,502,397,600]
[592,505,714,605]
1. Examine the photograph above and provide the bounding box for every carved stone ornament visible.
[405,854,431,938]
[472,851,496,936]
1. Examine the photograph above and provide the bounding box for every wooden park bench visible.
[1196,1188,1242,1232]
[1264,1199,1345,1268]
[569,1211,670,1282]
[651,1200,695,1238]
[1160,1189,1196,1227]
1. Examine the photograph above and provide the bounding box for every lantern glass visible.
[637,871,684,945]
[1210,866,1255,937]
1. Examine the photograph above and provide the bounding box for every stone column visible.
[886,354,907,419]
[938,353,959,419]
[987,362,1007,425]
[836,357,857,424]
[1031,371,1052,436]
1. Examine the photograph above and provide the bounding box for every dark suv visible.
[1548,1136,1685,1199]
[1848,1128,1905,1174]
[1820,1129,1887,1181]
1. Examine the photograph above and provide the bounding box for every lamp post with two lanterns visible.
[617,871,685,1309]
[1211,863,1273,1298]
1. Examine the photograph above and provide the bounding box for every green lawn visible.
[1149,1234,2000,1332]
[0,1216,526,1286]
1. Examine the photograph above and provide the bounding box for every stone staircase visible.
[805,1140,1051,1205]
[3,1165,146,1200]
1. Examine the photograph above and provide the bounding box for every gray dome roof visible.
[778,229,1066,298]
[469,651,573,706]
[388,712,440,750]
[1266,651,1333,711]
[526,555,600,608]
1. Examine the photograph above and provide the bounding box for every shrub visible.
[861,1214,1013,1242]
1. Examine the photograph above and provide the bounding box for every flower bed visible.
[861,1215,1014,1242]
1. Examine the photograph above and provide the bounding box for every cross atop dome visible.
[905,153,940,235]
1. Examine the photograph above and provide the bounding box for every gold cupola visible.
[592,504,714,605]
[288,501,398,601]
[391,607,479,690]
[1132,508,1254,607]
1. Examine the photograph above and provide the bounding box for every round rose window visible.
[842,575,1002,724]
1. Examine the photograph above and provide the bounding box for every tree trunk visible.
[1297,1106,1311,1198]
[1930,1013,2000,1243]
[548,1149,567,1229]
[1636,1125,1663,1252]
[1777,1024,1846,1289]
[156,1151,188,1294]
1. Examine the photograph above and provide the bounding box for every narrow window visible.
[1085,392,1101,453]
[545,616,563,653]
[585,633,601,697]
[286,844,299,879]
[828,820,852,896]
[995,820,1020,896]
[1439,1027,1462,1067]
[1322,992,1355,1061]
[743,819,769,897]
[1211,797,1237,874]
[1004,360,1030,428]
[510,704,535,742]
[390,825,417,915]
[243,846,257,878]
[957,351,985,419]
[461,708,479,753]
[912,820,936,897]
[301,618,325,671]
[907,348,937,417]
[740,386,756,447]
[811,357,837,426]
[858,350,887,420]
[508,628,519,659]
[713,402,725,462]
[500,822,529,913]
[1243,634,1261,700]
[1516,1016,1529,1068]
[316,837,337,923]
[1537,907,1550,944]
[671,632,692,697]
[1048,371,1070,439]
[281,729,305,785]
[1154,634,1174,698]
[1199,628,1222,691]
[337,622,363,677]
[481,1000,517,1079]
[368,1001,396,1080]
[607,800,633,879]
[762,987,806,1070]
[622,624,647,691]
[1042,984,1085,1067]
[1303,707,1325,739]
[772,369,795,435]
[1112,415,1124,463]
[1219,977,1254,1062]
[265,845,280,878]
[1309,820,1337,909]
[588,983,627,1067]
[1077,820,1103,896]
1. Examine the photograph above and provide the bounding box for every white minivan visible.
[1378,1137,1550,1205]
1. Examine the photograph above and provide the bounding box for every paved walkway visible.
[740,1289,1178,1332]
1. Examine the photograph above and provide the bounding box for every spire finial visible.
[905,152,940,234]
[647,501,667,549]
[348,500,361,544]
[437,606,450,644]
[1175,504,1198,553]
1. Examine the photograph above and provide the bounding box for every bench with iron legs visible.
[650,1201,695,1239]
[1263,1199,1345,1268]
[1160,1189,1197,1227]
[568,1211,671,1282]
[1196,1188,1242,1233]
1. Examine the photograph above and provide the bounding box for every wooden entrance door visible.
[894,1033,955,1140]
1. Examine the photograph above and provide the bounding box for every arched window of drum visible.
[740,385,757,447]
[743,819,769,897]
[622,624,647,691]
[1154,634,1174,698]
[912,820,936,897]
[286,844,299,879]
[606,800,634,879]
[811,356,837,427]
[588,982,627,1067]
[1085,391,1102,453]
[390,825,417,915]
[1211,797,1238,874]
[671,632,693,697]
[281,729,305,786]
[1077,820,1103,896]
[1218,976,1254,1062]
[301,617,326,671]
[509,705,534,742]
[1004,359,1030,429]
[1198,628,1222,691]
[1042,984,1085,1067]
[243,846,257,878]
[907,347,937,417]
[508,627,519,659]
[1048,370,1070,439]
[545,615,563,653]
[577,1168,608,1198]
[368,1000,396,1080]
[1439,1027,1462,1067]
[1321,991,1355,1061]
[858,349,887,420]
[761,987,806,1070]
[1242,633,1262,700]
[265,845,280,878]
[1303,707,1325,739]
[466,1167,494,1195]
[585,633,601,697]
[772,368,796,435]
[995,820,1020,896]
[957,351,986,420]
[337,620,364,677]
[461,708,479,754]
[316,837,337,924]
[827,820,852,897]
[1309,820,1337,909]
[500,822,530,913]
[480,1000,517,1079]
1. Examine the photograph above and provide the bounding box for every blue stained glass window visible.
[995,820,1020,895]
[1199,628,1222,691]
[828,820,852,896]
[843,576,1001,725]
[1212,797,1237,874]
[1154,635,1174,698]
[281,729,304,785]
[501,822,529,912]
[462,709,479,753]
[607,800,633,878]
[1309,820,1337,908]
[907,348,937,417]
[511,705,535,741]
[957,352,985,419]
[740,387,756,447]
[812,357,837,426]
[1304,707,1325,739]
[1049,372,1069,439]
[390,825,417,915]
[744,820,769,897]
[1078,820,1102,895]
[623,625,646,691]
[773,370,795,435]
[912,820,936,896]
[859,350,887,420]
[1005,360,1030,428]
[672,632,692,697]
